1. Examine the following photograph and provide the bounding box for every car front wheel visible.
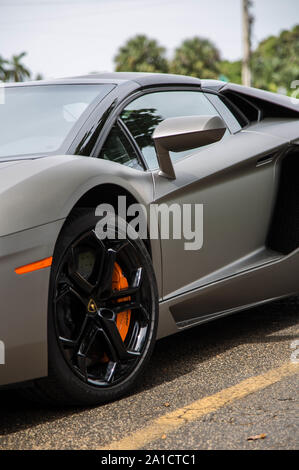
[28,208,158,406]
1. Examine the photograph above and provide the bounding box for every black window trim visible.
[219,90,261,124]
[91,86,216,164]
[117,117,148,170]
[202,89,250,131]
[220,93,251,128]
[96,118,147,171]
[91,85,241,171]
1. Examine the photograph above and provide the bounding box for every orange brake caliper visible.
[112,262,132,341]
[100,262,131,363]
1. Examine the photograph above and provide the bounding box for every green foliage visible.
[0,55,9,81]
[34,73,44,81]
[2,24,298,91]
[113,26,299,93]
[7,52,31,82]
[114,35,168,73]
[252,25,299,93]
[218,60,242,84]
[121,108,163,149]
[169,37,221,79]
[0,52,32,82]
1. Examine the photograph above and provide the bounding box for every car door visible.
[120,88,287,319]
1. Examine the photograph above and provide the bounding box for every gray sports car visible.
[0,72,298,405]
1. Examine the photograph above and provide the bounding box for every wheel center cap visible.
[87,298,98,314]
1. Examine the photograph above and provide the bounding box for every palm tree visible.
[0,55,9,81]
[252,25,299,94]
[7,52,31,82]
[114,35,168,73]
[34,73,44,81]
[170,37,221,79]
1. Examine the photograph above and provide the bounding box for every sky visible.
[0,0,298,79]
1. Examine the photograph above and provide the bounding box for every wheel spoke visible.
[76,321,101,380]
[75,314,90,345]
[58,336,77,349]
[139,304,150,323]
[78,322,100,355]
[104,361,117,383]
[111,301,139,314]
[94,248,117,300]
[55,285,88,310]
[68,246,95,295]
[76,352,88,380]
[55,285,71,303]
[109,267,143,300]
[71,287,88,308]
[98,308,140,361]
[109,286,139,300]
[111,301,150,324]
[98,327,118,363]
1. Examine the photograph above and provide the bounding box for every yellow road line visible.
[100,362,299,450]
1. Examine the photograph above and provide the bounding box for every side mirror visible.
[152,115,226,179]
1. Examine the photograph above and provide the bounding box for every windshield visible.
[0,84,114,158]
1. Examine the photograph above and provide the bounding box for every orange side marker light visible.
[15,256,53,275]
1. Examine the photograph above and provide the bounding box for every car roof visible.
[68,72,202,88]
[4,72,203,89]
[4,73,229,93]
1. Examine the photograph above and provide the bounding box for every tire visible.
[25,208,158,406]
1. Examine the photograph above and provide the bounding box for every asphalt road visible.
[0,297,298,450]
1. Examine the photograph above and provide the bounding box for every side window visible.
[98,123,143,170]
[120,90,227,170]
[204,93,243,133]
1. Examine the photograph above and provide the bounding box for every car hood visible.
[0,160,27,169]
[0,153,151,238]
[0,155,79,196]
[0,154,48,171]
[0,155,83,238]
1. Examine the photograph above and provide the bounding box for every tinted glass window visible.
[121,90,226,169]
[0,84,114,158]
[204,93,243,133]
[99,124,143,170]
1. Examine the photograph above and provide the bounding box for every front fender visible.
[0,155,154,237]
[0,220,64,386]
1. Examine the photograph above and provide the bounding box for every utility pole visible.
[242,0,253,87]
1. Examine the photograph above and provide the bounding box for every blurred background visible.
[0,0,298,94]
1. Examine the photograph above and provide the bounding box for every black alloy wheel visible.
[26,208,158,406]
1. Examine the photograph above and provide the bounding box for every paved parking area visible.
[0,297,298,450]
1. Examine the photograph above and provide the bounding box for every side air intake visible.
[267,149,299,254]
